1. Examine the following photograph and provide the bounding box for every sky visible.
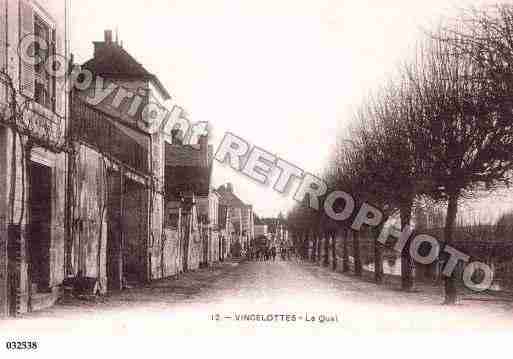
[67,0,510,219]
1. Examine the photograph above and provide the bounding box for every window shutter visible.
[49,28,55,111]
[0,0,7,102]
[19,0,34,98]
[0,0,7,72]
[54,27,64,115]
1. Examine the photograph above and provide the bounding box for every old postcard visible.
[1,0,513,357]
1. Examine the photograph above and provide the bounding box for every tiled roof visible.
[83,42,171,100]
[165,143,211,168]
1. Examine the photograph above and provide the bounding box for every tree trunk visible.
[302,231,307,261]
[302,231,308,260]
[323,233,329,267]
[316,234,320,264]
[352,229,362,276]
[314,234,319,265]
[342,228,350,272]
[302,231,307,260]
[443,191,459,305]
[331,232,337,271]
[400,200,414,291]
[97,209,104,291]
[317,233,322,266]
[311,232,316,262]
[373,226,384,284]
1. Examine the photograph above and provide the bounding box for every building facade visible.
[164,132,213,273]
[0,0,68,317]
[0,6,222,317]
[217,183,254,254]
[69,29,169,290]
[197,189,220,265]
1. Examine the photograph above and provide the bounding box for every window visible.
[33,15,55,110]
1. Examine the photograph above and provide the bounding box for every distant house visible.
[197,189,222,263]
[218,202,234,261]
[261,215,288,247]
[217,183,254,252]
[254,215,268,238]
[164,133,215,271]
[71,29,170,291]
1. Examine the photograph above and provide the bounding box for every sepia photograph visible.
[1,0,513,357]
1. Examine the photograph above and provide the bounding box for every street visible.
[3,259,513,336]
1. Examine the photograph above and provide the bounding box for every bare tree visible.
[408,30,513,304]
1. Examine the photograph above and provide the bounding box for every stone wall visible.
[187,206,202,271]
[161,228,181,277]
[123,179,148,283]
[70,145,108,291]
[218,228,232,261]
[188,230,202,271]
[0,129,67,316]
[211,230,220,263]
[149,132,164,280]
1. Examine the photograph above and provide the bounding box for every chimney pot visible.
[105,30,113,43]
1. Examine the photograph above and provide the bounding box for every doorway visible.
[123,178,148,284]
[28,161,52,293]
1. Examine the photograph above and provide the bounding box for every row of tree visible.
[287,4,513,304]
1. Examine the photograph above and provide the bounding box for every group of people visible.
[246,246,277,261]
[280,247,296,261]
[245,245,297,262]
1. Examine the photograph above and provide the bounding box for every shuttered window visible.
[54,28,63,115]
[0,0,6,73]
[20,1,61,113]
[33,15,54,110]
[19,0,35,98]
[0,0,7,103]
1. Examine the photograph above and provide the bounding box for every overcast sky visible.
[68,0,510,219]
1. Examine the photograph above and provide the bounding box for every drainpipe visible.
[119,168,124,289]
[64,54,74,279]
[147,135,153,283]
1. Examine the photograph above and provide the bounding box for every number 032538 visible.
[5,341,38,350]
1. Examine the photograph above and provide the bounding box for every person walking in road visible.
[271,246,277,262]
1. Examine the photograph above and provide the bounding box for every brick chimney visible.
[93,30,114,57]
[226,183,233,193]
[105,30,113,43]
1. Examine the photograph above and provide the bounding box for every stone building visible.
[164,133,213,273]
[197,188,220,265]
[254,215,268,238]
[0,0,69,317]
[217,183,254,254]
[0,10,218,317]
[218,203,234,260]
[69,29,169,290]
